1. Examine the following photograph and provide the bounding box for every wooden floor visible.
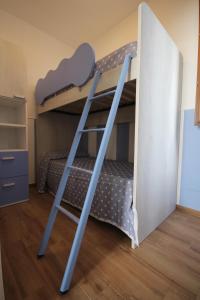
[0,188,200,300]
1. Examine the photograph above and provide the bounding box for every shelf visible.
[0,122,26,128]
[0,126,26,150]
[0,149,27,152]
[0,95,26,107]
[0,95,26,125]
[0,94,27,151]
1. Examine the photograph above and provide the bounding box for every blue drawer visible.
[0,151,28,178]
[0,175,28,207]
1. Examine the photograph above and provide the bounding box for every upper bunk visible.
[36,2,181,119]
[36,42,138,115]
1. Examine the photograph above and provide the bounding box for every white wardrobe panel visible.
[36,112,77,180]
[28,118,35,184]
[134,3,182,243]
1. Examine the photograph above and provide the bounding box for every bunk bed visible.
[36,3,182,248]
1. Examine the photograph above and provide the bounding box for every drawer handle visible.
[1,156,15,161]
[2,183,16,189]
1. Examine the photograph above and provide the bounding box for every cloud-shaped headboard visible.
[35,43,95,105]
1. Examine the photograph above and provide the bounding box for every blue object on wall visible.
[180,109,200,211]
[35,43,95,105]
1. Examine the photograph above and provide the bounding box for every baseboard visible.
[0,199,28,208]
[176,204,200,218]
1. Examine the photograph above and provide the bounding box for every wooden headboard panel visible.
[86,105,135,162]
[35,105,135,181]
[35,111,78,180]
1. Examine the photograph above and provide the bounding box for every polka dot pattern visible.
[96,41,137,74]
[38,154,136,240]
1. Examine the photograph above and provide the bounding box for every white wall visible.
[92,10,138,59]
[0,9,74,183]
[0,9,74,117]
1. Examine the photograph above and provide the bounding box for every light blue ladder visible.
[37,53,133,293]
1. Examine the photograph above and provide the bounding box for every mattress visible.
[38,153,136,240]
[96,41,137,74]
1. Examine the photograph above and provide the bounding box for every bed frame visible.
[36,3,182,246]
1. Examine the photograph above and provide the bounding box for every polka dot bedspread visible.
[38,153,136,241]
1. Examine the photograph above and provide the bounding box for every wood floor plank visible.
[94,285,124,300]
[134,242,198,298]
[0,187,200,300]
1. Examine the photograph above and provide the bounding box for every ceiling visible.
[0,0,141,47]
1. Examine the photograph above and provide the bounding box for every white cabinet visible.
[0,39,27,98]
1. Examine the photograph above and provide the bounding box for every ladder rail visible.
[60,53,133,292]
[38,71,101,256]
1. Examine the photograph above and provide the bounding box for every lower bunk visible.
[38,152,138,246]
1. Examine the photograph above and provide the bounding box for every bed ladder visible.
[37,53,133,293]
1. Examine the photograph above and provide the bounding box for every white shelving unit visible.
[0,95,27,151]
[0,40,28,207]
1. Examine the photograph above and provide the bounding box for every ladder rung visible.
[68,166,93,174]
[56,205,79,224]
[80,128,105,133]
[90,89,116,101]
